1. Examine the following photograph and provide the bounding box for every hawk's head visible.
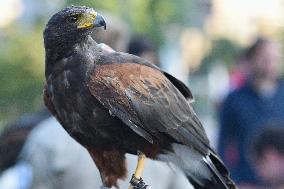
[44,6,106,50]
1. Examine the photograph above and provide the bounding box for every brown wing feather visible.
[88,63,210,154]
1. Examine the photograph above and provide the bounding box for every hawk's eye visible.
[67,15,79,23]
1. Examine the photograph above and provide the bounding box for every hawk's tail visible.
[158,143,237,189]
[201,152,237,189]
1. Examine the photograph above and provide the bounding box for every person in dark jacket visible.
[218,37,284,188]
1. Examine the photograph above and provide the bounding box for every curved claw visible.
[129,174,151,189]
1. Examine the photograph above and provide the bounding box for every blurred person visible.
[218,37,284,188]
[0,109,51,189]
[127,35,160,66]
[251,126,284,189]
[20,117,100,189]
[229,55,249,91]
[0,109,50,172]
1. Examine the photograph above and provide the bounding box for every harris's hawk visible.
[43,6,236,189]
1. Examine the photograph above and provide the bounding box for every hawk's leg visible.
[128,152,151,189]
[87,148,127,188]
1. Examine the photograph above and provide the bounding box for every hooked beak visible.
[77,12,106,30]
[93,13,106,30]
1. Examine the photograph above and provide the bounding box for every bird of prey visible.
[43,6,236,189]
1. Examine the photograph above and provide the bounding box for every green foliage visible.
[66,0,120,13]
[65,0,191,45]
[0,26,45,125]
[200,38,242,73]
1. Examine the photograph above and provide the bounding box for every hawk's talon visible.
[129,174,151,189]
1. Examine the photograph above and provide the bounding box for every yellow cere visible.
[77,10,97,29]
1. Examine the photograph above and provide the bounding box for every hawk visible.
[43,6,236,189]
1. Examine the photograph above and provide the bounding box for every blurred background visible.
[1,0,284,189]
